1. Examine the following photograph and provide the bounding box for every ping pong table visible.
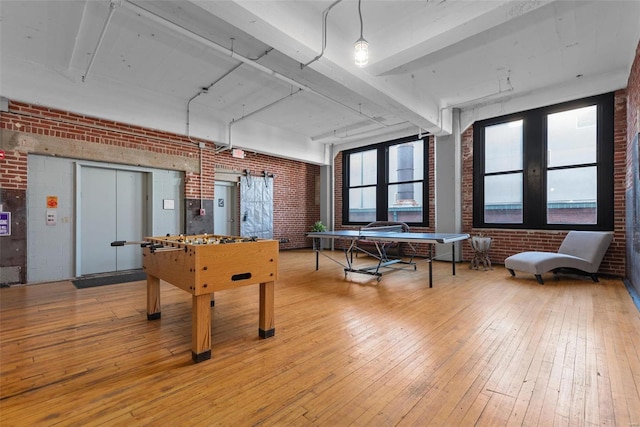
[307,226,469,288]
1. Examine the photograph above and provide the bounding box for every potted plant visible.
[310,221,326,252]
[311,221,327,232]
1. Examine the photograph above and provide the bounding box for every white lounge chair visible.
[504,231,613,284]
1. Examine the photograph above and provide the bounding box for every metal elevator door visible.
[80,167,146,275]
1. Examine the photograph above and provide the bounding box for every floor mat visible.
[72,270,146,289]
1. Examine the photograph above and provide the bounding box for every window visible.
[343,135,428,226]
[483,120,524,224]
[348,149,377,223]
[473,93,614,230]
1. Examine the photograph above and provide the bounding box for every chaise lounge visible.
[504,231,613,284]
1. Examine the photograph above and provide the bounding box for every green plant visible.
[311,221,326,232]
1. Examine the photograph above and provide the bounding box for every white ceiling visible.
[1,0,639,164]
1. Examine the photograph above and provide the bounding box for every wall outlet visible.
[199,208,205,216]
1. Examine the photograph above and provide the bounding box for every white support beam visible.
[369,1,554,76]
[191,0,450,135]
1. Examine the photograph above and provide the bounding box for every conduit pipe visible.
[186,49,272,143]
[123,0,387,129]
[83,0,120,82]
[186,63,243,142]
[301,0,343,69]
[199,143,204,212]
[215,88,305,153]
[187,55,268,211]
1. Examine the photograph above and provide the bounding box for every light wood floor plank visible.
[1,249,640,426]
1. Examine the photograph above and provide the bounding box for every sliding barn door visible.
[240,174,273,239]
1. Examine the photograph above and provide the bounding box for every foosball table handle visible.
[110,240,153,247]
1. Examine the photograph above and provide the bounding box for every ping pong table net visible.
[358,224,406,234]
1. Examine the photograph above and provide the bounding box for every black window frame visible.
[473,92,614,231]
[342,134,429,227]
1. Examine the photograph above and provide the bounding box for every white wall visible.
[27,155,76,282]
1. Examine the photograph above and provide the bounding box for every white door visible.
[80,167,145,275]
[214,182,237,236]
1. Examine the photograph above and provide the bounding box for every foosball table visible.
[113,233,279,362]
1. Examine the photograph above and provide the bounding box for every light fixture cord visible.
[358,0,364,39]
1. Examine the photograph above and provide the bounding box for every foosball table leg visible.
[146,274,161,320]
[258,281,275,338]
[192,294,212,362]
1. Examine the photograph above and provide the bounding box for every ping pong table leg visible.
[429,244,433,288]
[452,242,456,276]
[313,238,319,270]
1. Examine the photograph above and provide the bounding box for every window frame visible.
[342,134,429,226]
[472,92,614,231]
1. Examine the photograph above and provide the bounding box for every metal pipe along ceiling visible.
[216,88,305,153]
[301,0,343,69]
[186,62,243,141]
[186,49,272,143]
[82,0,120,82]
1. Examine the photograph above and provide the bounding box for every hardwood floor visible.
[1,249,639,426]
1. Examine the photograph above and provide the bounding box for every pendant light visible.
[354,0,368,68]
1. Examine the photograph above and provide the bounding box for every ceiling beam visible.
[369,1,555,77]
[191,0,452,135]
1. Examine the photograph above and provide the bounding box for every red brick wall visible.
[460,91,628,277]
[629,43,640,167]
[626,41,640,288]
[209,150,320,248]
[0,150,27,191]
[1,101,206,196]
[0,100,320,249]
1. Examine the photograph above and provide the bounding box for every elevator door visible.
[80,167,146,275]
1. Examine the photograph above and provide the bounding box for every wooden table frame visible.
[146,276,274,362]
[142,235,278,362]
